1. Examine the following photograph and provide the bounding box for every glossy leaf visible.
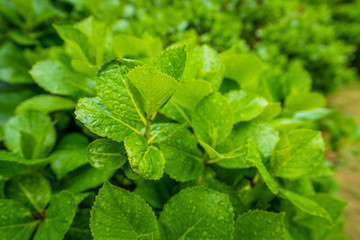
[125,133,165,180]
[127,66,178,117]
[90,182,160,240]
[87,138,127,170]
[15,95,75,114]
[192,92,233,147]
[159,186,234,240]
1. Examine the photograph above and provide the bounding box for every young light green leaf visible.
[30,60,95,97]
[284,92,327,114]
[170,80,213,111]
[192,92,233,147]
[5,173,51,213]
[33,191,77,240]
[234,210,287,240]
[4,111,56,159]
[151,123,204,181]
[125,133,165,180]
[245,140,279,195]
[96,59,145,123]
[51,133,90,179]
[221,53,263,87]
[53,24,90,61]
[127,66,179,117]
[183,45,224,90]
[217,122,279,158]
[273,129,325,179]
[87,138,127,170]
[282,61,312,97]
[90,182,160,240]
[280,188,333,224]
[15,95,75,114]
[75,97,143,142]
[159,186,234,240]
[153,45,187,82]
[0,199,38,240]
[226,90,268,123]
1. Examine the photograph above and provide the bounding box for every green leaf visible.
[282,61,312,97]
[226,90,268,123]
[221,53,263,87]
[51,133,90,179]
[0,125,3,141]
[75,97,143,142]
[90,182,160,240]
[0,150,50,178]
[15,95,75,114]
[53,24,89,62]
[284,92,327,114]
[62,165,115,193]
[244,140,279,194]
[127,66,179,117]
[87,138,127,170]
[96,59,145,123]
[64,209,92,240]
[153,45,187,82]
[4,111,56,159]
[280,188,333,224]
[170,80,213,111]
[273,129,325,179]
[5,173,51,213]
[33,191,77,240]
[159,186,234,240]
[151,123,204,181]
[217,122,279,158]
[134,176,175,209]
[0,199,38,240]
[125,133,165,180]
[30,60,95,97]
[183,45,224,90]
[234,210,287,240]
[192,92,233,147]
[0,42,32,84]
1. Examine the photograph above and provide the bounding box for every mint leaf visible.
[125,133,165,180]
[192,92,233,147]
[234,210,287,239]
[280,188,333,224]
[4,111,56,159]
[88,138,127,170]
[153,45,187,82]
[0,199,38,240]
[75,97,143,142]
[151,123,204,181]
[15,95,75,114]
[96,59,145,123]
[5,173,51,213]
[127,66,179,117]
[159,186,234,239]
[64,209,91,240]
[273,129,325,179]
[50,133,90,179]
[90,182,160,240]
[33,191,77,240]
[226,90,268,123]
[30,60,95,97]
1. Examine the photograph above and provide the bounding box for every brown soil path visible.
[328,83,360,240]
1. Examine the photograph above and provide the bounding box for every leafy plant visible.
[0,0,358,239]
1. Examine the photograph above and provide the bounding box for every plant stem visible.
[144,118,152,139]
